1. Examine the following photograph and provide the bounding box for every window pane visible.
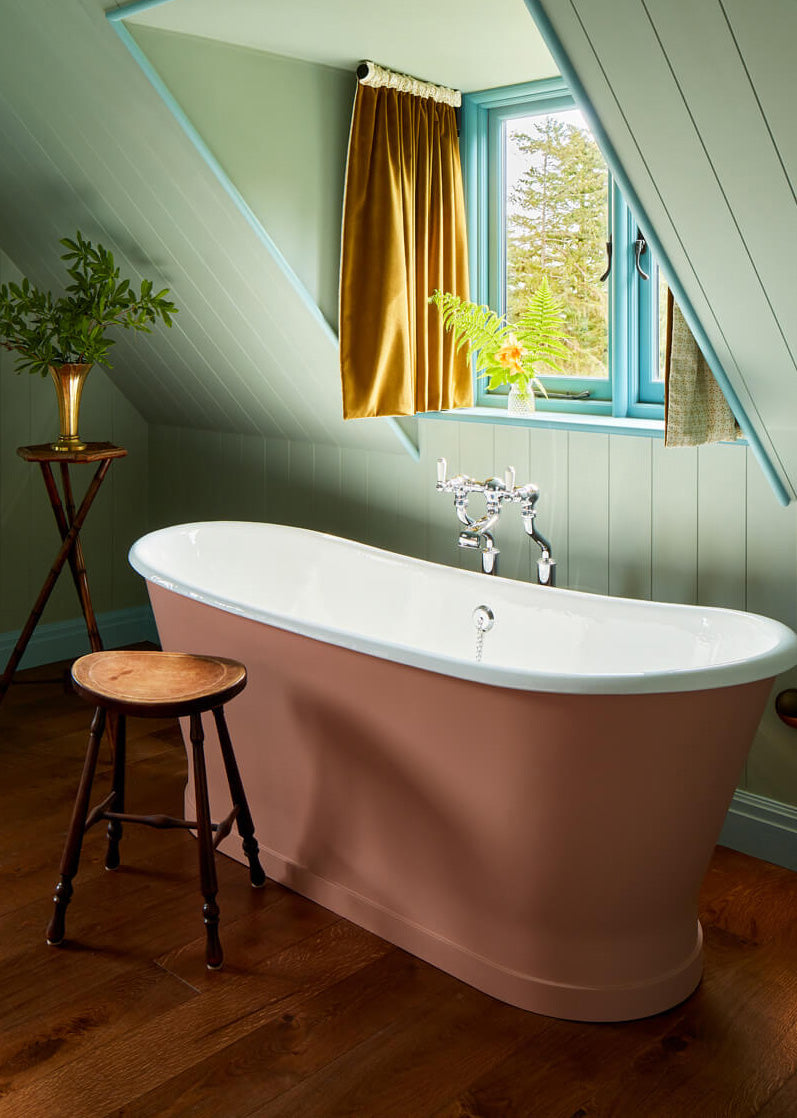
[505,111,609,378]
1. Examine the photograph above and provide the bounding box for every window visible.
[461,78,666,421]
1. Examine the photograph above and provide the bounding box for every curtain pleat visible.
[664,289,741,446]
[339,82,472,418]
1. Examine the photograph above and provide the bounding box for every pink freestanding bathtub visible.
[129,522,797,1021]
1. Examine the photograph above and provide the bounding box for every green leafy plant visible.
[430,276,569,400]
[0,231,178,376]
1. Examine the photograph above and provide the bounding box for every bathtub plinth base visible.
[200,794,705,1022]
[261,846,705,1022]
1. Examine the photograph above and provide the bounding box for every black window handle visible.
[599,236,612,282]
[634,230,650,280]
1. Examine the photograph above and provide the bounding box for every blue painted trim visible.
[720,789,797,872]
[638,260,665,406]
[106,0,416,460]
[420,406,667,439]
[421,405,752,449]
[387,418,421,462]
[611,179,631,419]
[520,0,790,507]
[106,0,173,19]
[0,606,158,671]
[464,79,632,414]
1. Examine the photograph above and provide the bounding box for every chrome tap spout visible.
[520,494,556,587]
[458,529,499,575]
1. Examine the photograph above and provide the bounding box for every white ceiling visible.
[126,0,558,92]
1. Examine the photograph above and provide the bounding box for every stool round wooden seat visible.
[47,650,266,969]
[72,650,247,717]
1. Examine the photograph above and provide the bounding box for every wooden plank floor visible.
[0,657,795,1117]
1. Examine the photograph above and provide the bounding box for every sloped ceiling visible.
[124,0,557,93]
[529,0,797,501]
[0,0,411,452]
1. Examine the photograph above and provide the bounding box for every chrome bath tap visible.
[436,459,504,575]
[518,487,556,588]
[436,458,556,585]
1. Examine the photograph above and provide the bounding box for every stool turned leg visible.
[47,706,106,946]
[212,706,266,888]
[190,711,223,970]
[105,713,126,871]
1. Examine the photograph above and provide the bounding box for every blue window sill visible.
[420,406,667,439]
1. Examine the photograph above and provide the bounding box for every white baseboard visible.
[720,789,797,872]
[0,605,158,670]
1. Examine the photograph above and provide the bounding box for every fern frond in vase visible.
[514,277,569,376]
[430,277,569,410]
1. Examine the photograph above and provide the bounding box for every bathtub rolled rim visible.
[129,522,797,696]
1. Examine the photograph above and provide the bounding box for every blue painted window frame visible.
[461,78,664,421]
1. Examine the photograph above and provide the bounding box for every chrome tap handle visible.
[483,476,507,516]
[517,484,540,505]
[504,465,516,494]
[455,494,474,527]
[437,457,447,488]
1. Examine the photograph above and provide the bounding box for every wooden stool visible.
[46,650,266,969]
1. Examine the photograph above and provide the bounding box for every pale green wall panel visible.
[646,0,797,378]
[236,433,268,523]
[366,452,402,555]
[723,1,797,188]
[288,441,316,530]
[312,444,342,537]
[395,452,432,565]
[696,443,747,612]
[608,436,652,601]
[651,442,698,606]
[129,25,352,331]
[110,384,151,607]
[264,437,292,526]
[339,447,370,546]
[746,448,797,635]
[568,432,609,595]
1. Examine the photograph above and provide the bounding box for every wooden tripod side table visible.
[0,442,127,704]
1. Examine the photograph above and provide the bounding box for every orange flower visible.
[495,333,525,376]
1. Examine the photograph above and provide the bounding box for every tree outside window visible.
[505,111,608,379]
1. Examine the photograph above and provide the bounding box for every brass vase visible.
[49,363,92,452]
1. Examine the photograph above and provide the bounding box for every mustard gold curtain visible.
[664,289,741,446]
[339,81,472,418]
